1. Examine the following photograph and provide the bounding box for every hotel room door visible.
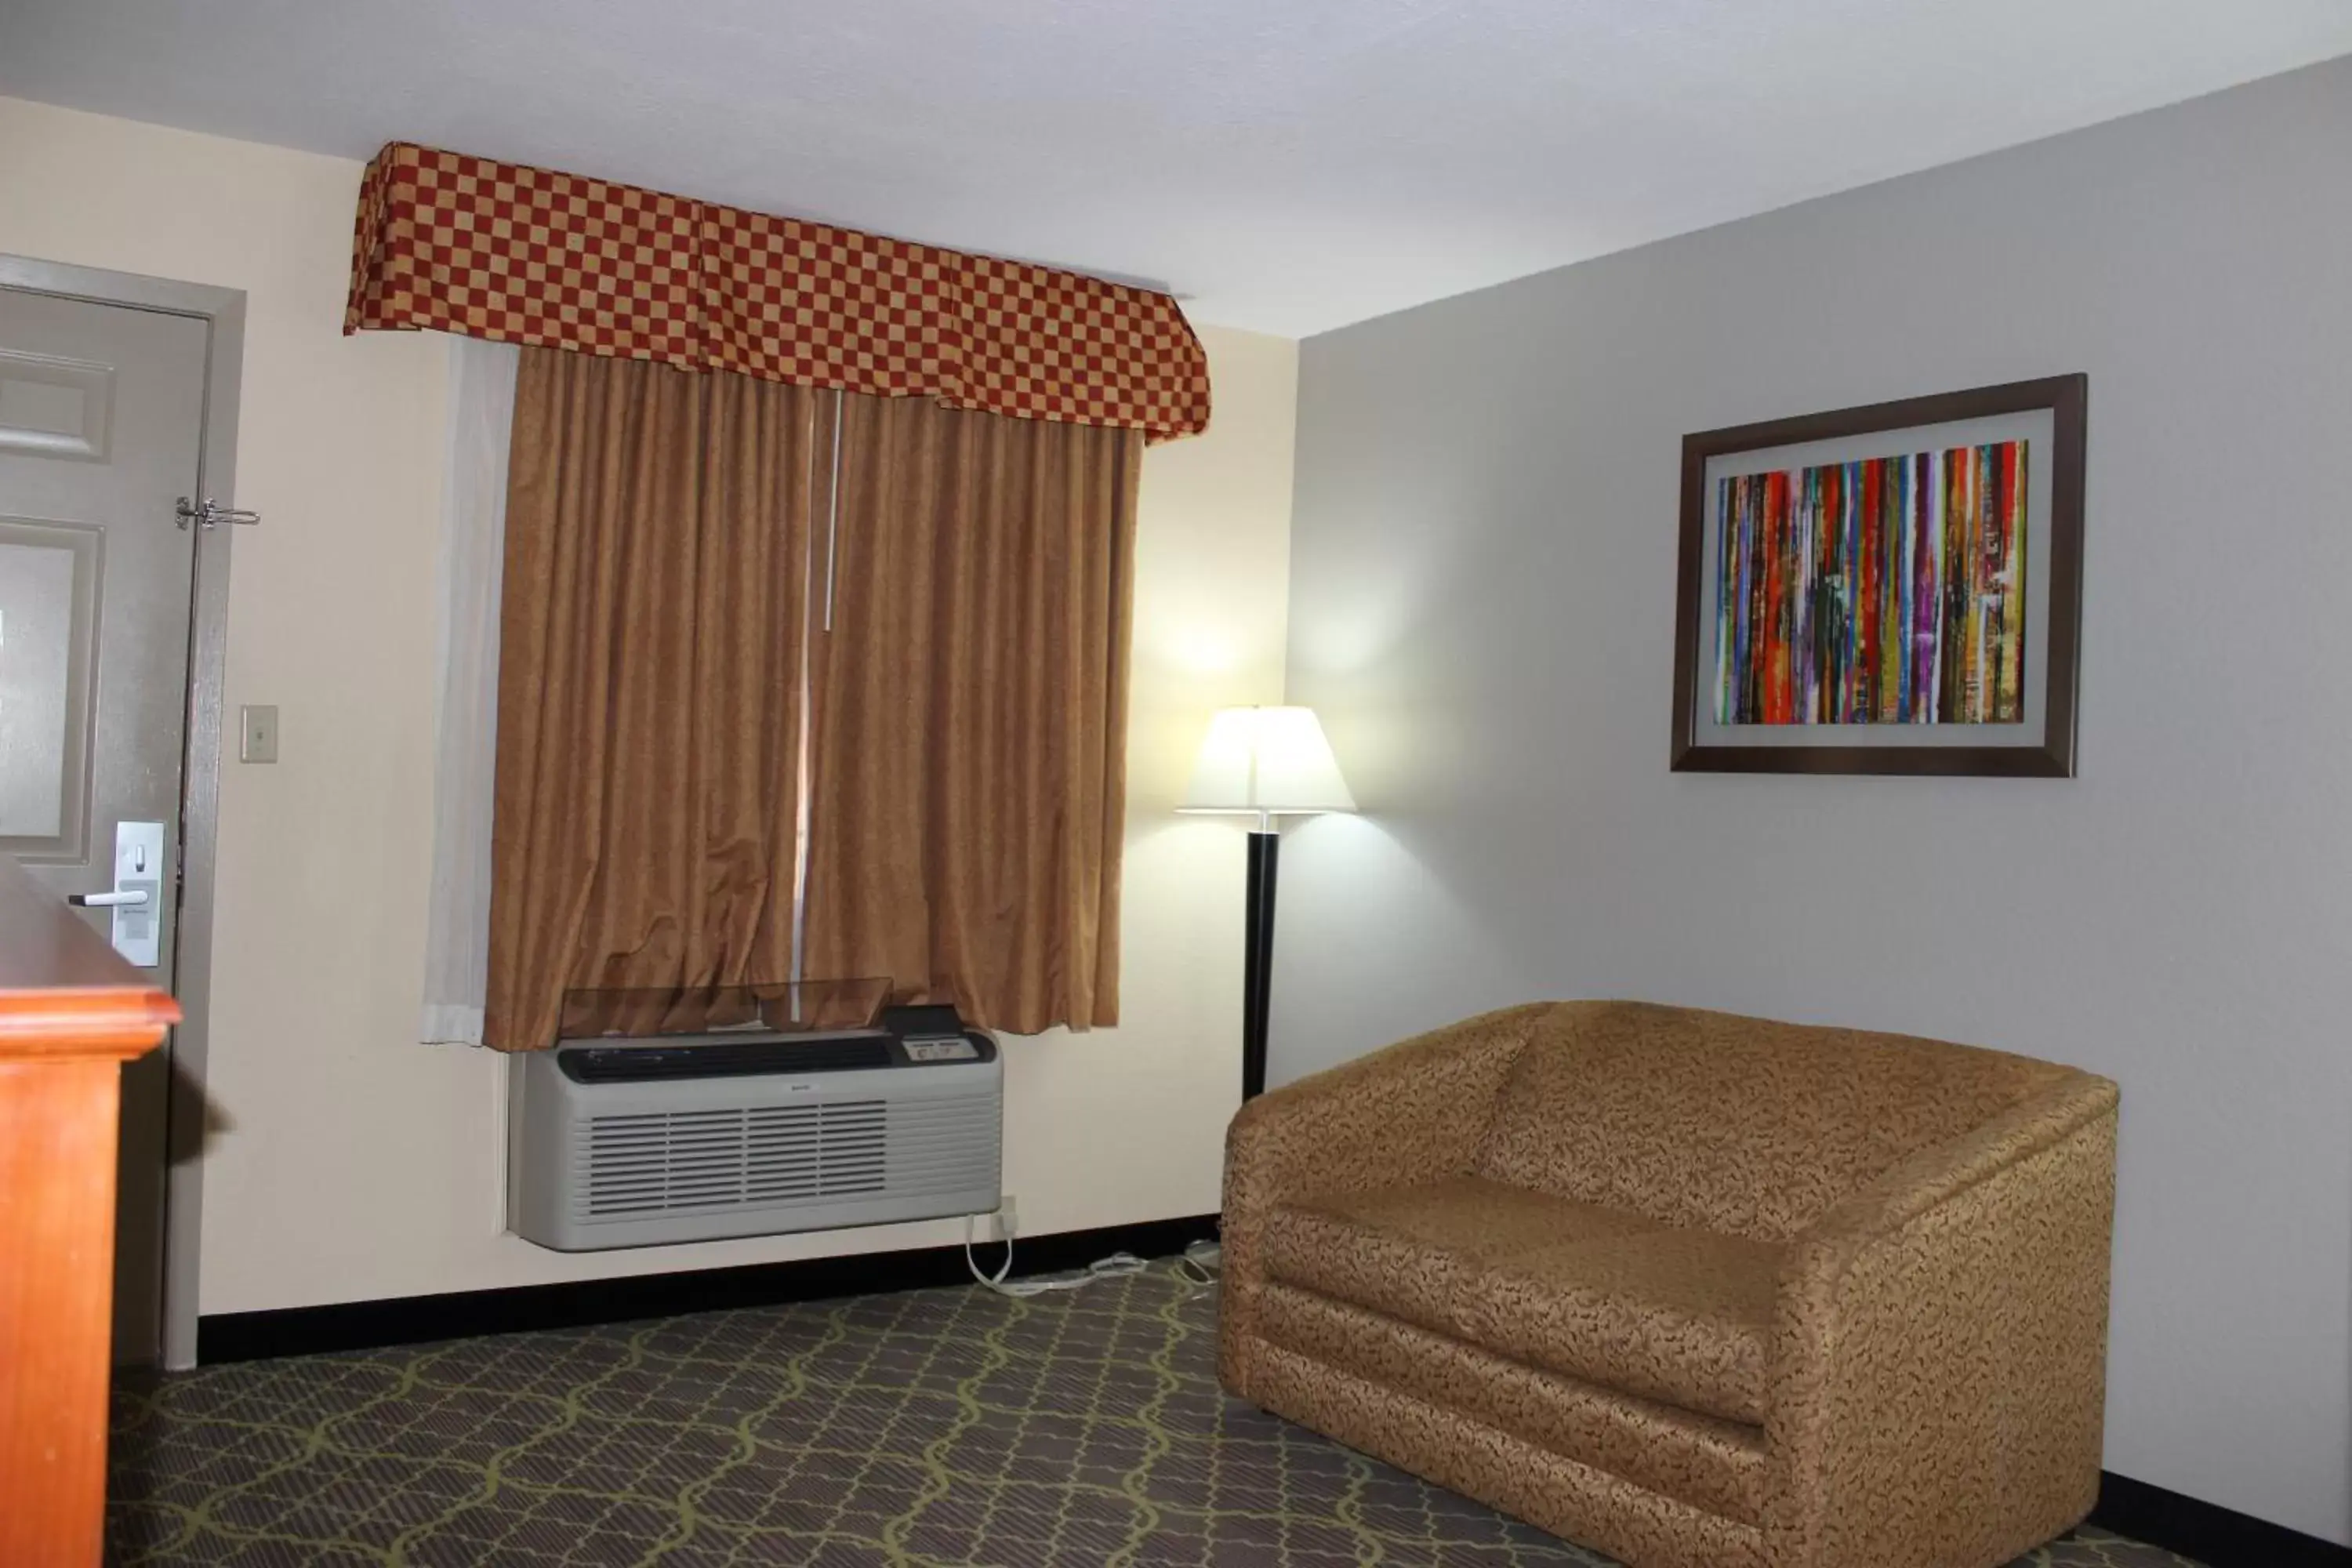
[0,285,208,1366]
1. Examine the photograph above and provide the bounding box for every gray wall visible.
[1279,56,2352,1544]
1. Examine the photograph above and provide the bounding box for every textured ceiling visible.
[4,0,2350,335]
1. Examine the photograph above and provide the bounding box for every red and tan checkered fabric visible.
[347,143,1210,441]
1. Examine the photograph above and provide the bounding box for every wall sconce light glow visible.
[1179,706,1356,831]
[1160,626,1243,677]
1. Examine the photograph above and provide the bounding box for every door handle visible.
[69,889,151,908]
[77,822,167,967]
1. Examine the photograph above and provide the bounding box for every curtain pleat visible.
[483,348,819,1050]
[485,353,1134,1048]
[802,392,1141,1033]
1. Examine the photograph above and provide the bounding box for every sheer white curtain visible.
[420,337,520,1044]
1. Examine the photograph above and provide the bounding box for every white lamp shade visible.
[1179,706,1356,816]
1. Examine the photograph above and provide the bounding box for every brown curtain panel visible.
[801,392,1142,1033]
[483,349,822,1050]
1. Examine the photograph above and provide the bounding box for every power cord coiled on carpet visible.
[962,1213,1222,1298]
[964,1211,1148,1298]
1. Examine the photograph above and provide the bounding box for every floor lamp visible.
[1180,707,1356,1101]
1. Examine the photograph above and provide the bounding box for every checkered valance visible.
[345,143,1212,441]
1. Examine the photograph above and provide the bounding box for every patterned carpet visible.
[109,1261,2198,1567]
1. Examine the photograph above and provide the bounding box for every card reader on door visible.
[66,820,165,967]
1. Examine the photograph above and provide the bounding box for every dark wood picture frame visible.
[1671,374,2086,777]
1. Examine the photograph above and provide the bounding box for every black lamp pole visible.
[1189,706,1349,1102]
[1241,825,1279,1100]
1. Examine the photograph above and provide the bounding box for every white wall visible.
[1279,57,2352,1544]
[0,97,1294,1314]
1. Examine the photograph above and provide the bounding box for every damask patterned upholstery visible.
[1473,1001,2073,1240]
[1221,1000,2119,1568]
[1265,1178,1777,1422]
[1254,1283,1770,1526]
[1265,1177,1654,1341]
[1475,1224,1780,1425]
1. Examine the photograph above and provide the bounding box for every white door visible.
[0,285,208,1365]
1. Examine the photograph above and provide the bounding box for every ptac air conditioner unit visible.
[508,1016,1001,1251]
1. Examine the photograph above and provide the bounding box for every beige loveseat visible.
[1220,1001,2118,1568]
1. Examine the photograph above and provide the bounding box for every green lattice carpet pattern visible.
[108,1263,2198,1566]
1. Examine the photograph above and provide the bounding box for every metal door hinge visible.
[175,495,260,531]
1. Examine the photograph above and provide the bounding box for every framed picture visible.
[1671,375,2086,777]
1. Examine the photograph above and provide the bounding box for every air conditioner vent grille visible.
[580,1101,892,1218]
[518,1039,1000,1250]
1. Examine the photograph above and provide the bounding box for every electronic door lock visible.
[75,821,166,967]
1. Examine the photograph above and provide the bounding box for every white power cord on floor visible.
[1174,1238,1221,1287]
[964,1211,1149,1298]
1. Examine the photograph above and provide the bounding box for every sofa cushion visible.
[1263,1175,1653,1341]
[1254,1281,1769,1525]
[1472,1228,1782,1425]
[1261,1175,1780,1425]
[1475,1001,2072,1240]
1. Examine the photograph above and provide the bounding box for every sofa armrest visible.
[1217,1003,1547,1393]
[1766,1073,2119,1568]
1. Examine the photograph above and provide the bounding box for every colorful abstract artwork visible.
[1674,376,2085,776]
[1713,441,2028,726]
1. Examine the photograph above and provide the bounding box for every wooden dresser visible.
[0,852,179,1566]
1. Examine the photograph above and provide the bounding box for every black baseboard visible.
[2092,1470,2350,1567]
[196,1212,1219,1365]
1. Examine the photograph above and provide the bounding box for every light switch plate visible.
[239,704,278,763]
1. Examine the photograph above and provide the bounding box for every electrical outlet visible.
[994,1195,1018,1243]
